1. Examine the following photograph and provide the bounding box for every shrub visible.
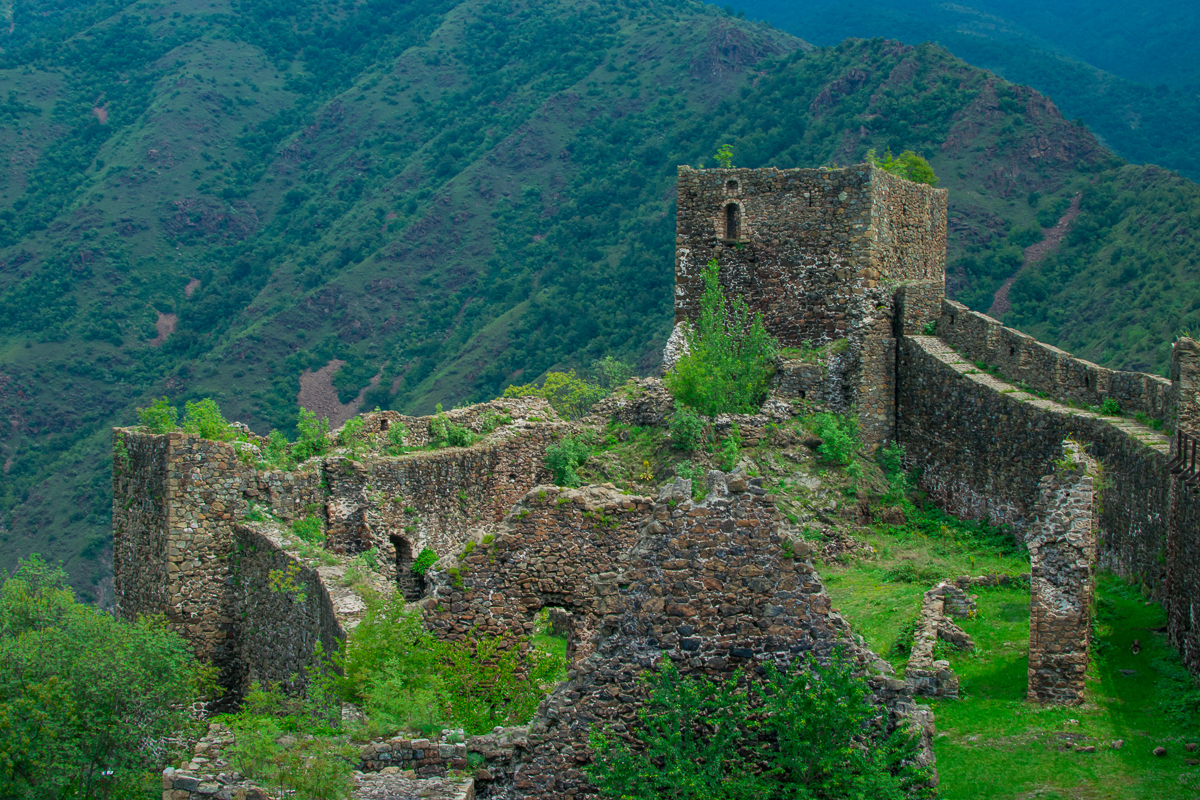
[429,404,478,448]
[718,424,742,471]
[866,148,939,187]
[665,258,777,415]
[411,548,438,576]
[384,421,409,454]
[223,660,354,800]
[668,403,707,451]
[136,396,178,433]
[587,651,930,800]
[545,435,592,486]
[0,556,214,798]
[1101,397,1121,416]
[293,408,330,462]
[675,460,703,482]
[291,516,324,544]
[263,429,290,468]
[504,369,607,419]
[811,413,857,465]
[339,417,365,459]
[337,594,566,736]
[592,356,634,390]
[182,397,235,441]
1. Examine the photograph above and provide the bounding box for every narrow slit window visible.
[725,203,739,240]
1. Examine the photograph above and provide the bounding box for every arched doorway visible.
[391,534,424,601]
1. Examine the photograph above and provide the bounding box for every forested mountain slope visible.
[732,0,1200,182]
[1,0,1198,597]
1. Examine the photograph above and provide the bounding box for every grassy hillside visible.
[2,0,1199,596]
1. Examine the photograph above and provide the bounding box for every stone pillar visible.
[1027,440,1099,705]
[1172,337,1200,435]
[1167,337,1200,666]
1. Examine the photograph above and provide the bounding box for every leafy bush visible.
[263,429,290,469]
[293,408,330,462]
[877,443,909,503]
[665,258,777,415]
[811,413,858,465]
[675,460,704,482]
[504,369,607,419]
[866,148,939,187]
[337,594,566,736]
[0,555,214,799]
[669,403,708,451]
[1100,397,1121,416]
[592,356,634,390]
[135,396,178,433]
[339,417,365,460]
[411,548,438,576]
[587,652,931,800]
[545,435,592,486]
[182,398,235,441]
[223,661,354,800]
[429,404,478,448]
[384,421,409,455]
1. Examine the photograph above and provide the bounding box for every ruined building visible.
[116,163,1200,799]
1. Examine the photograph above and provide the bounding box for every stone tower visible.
[673,163,948,446]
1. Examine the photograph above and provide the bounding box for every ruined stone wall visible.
[673,165,945,449]
[937,300,1175,421]
[423,485,653,662]
[322,420,566,593]
[898,336,1169,554]
[112,429,171,623]
[1026,442,1099,705]
[495,473,932,799]
[226,525,344,696]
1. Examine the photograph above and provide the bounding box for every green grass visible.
[932,575,1200,799]
[825,522,1200,799]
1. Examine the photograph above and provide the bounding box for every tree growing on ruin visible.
[665,258,777,416]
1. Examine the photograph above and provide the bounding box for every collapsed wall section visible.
[423,485,653,662]
[1026,442,1099,705]
[497,473,932,799]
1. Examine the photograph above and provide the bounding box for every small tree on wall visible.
[665,258,777,415]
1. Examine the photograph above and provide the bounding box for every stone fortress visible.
[116,163,1200,799]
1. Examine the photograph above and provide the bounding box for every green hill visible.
[2,0,1199,597]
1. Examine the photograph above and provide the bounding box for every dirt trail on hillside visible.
[988,192,1081,319]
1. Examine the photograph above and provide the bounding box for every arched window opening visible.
[725,203,740,240]
[380,419,390,432]
[1009,345,1016,357]
[391,534,423,601]
[726,179,739,193]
